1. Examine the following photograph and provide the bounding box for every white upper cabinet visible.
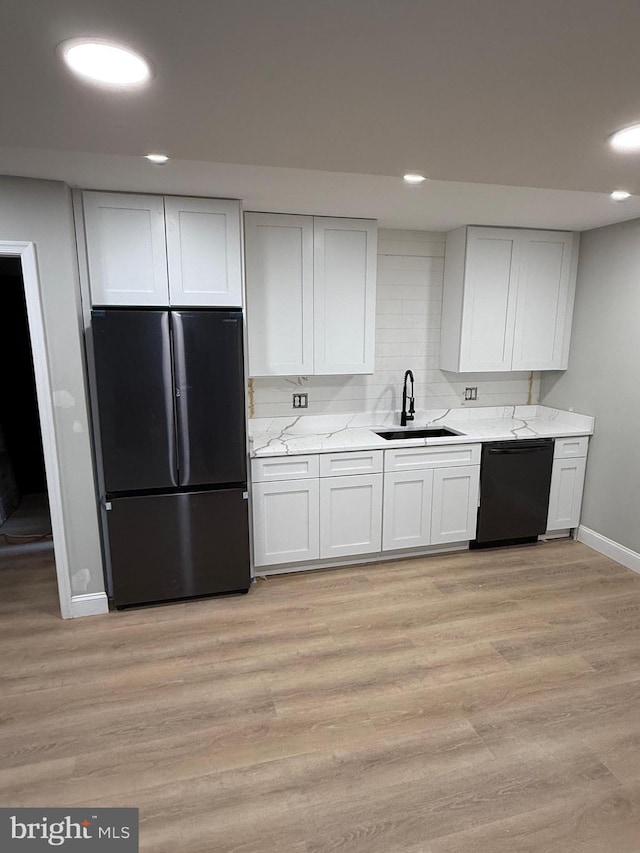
[244,213,377,377]
[165,196,242,307]
[458,229,520,372]
[244,213,314,376]
[440,226,579,372]
[511,231,577,370]
[84,192,169,306]
[313,218,377,375]
[83,192,242,307]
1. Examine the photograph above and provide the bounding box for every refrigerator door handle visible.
[171,312,192,485]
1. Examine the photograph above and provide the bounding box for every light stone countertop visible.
[249,405,594,458]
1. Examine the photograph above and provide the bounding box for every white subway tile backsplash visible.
[378,285,433,301]
[378,240,445,258]
[378,228,445,244]
[377,255,437,272]
[375,299,403,314]
[249,229,539,419]
[375,328,430,343]
[375,315,405,329]
[377,268,441,287]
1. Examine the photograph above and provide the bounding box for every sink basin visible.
[375,427,464,440]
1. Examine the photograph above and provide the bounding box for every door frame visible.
[0,240,73,618]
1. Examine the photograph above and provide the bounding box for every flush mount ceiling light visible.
[144,153,169,164]
[611,190,631,201]
[609,123,640,152]
[403,173,427,184]
[59,38,153,88]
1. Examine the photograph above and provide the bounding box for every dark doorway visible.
[0,256,51,544]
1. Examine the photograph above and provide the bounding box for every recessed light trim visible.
[145,153,169,164]
[609,123,640,152]
[59,38,152,88]
[611,190,631,201]
[403,173,427,185]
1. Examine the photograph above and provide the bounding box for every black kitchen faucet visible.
[401,369,415,426]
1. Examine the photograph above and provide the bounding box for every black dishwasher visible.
[472,439,554,548]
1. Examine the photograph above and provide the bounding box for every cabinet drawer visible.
[319,450,382,477]
[553,436,589,459]
[251,454,319,483]
[384,444,481,472]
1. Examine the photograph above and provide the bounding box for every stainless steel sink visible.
[375,427,464,440]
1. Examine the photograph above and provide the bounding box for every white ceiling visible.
[3,0,640,231]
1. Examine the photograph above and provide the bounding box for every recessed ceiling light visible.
[609,123,640,152]
[403,173,427,185]
[59,38,152,88]
[145,153,169,164]
[611,190,631,201]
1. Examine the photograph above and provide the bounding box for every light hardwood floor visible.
[3,539,640,851]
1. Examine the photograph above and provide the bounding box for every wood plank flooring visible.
[3,539,640,851]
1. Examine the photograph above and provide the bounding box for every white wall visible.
[541,216,640,554]
[0,176,103,595]
[249,229,539,418]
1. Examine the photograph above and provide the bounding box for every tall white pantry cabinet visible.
[440,226,579,372]
[244,212,377,376]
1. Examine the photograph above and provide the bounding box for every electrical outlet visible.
[292,393,308,409]
[464,387,478,401]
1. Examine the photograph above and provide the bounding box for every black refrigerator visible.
[91,308,250,608]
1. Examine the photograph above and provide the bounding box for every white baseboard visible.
[70,592,109,618]
[577,525,640,575]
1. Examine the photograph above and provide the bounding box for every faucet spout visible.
[401,369,415,427]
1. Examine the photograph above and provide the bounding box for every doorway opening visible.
[0,256,52,546]
[0,241,73,618]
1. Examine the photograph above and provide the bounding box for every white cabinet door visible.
[441,226,578,373]
[431,465,480,544]
[244,213,314,376]
[511,231,577,371]
[547,456,587,531]
[165,197,242,307]
[382,469,434,551]
[313,218,377,375]
[459,228,520,372]
[252,479,319,566]
[319,473,382,559]
[83,192,169,306]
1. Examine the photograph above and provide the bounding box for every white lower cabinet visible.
[382,470,434,551]
[320,474,382,559]
[383,462,480,551]
[250,443,482,568]
[431,466,480,544]
[547,456,587,531]
[383,445,481,551]
[252,479,320,566]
